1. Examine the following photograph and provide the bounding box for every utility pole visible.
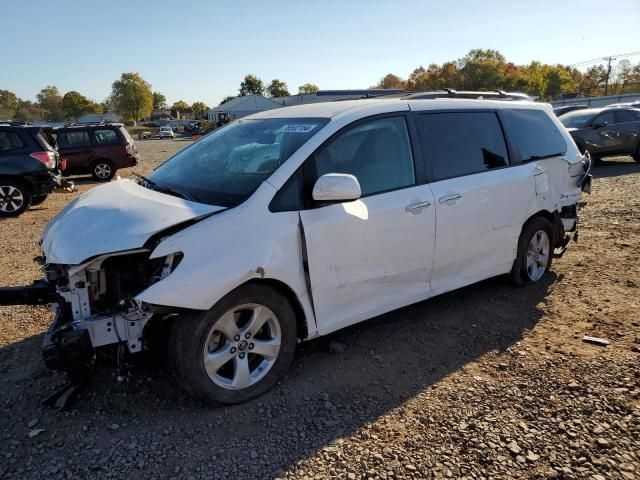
[603,56,616,96]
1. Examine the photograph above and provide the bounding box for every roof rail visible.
[406,90,533,102]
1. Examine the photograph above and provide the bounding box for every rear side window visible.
[615,110,635,124]
[58,130,91,148]
[93,129,119,144]
[503,109,567,161]
[418,112,509,181]
[0,131,25,152]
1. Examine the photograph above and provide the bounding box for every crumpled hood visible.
[42,179,225,265]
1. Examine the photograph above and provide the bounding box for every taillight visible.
[30,151,56,169]
[125,143,134,155]
[60,158,68,171]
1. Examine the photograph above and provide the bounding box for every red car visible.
[53,123,140,181]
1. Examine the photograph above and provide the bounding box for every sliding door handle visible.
[438,193,462,205]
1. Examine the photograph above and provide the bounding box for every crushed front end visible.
[5,249,183,381]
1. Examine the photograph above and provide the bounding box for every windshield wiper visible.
[132,172,197,202]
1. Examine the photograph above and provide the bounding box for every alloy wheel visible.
[0,185,24,213]
[203,303,282,390]
[525,229,550,281]
[94,163,112,179]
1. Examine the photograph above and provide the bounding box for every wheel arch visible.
[0,174,33,191]
[523,209,562,248]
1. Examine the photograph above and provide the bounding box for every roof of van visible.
[248,98,544,120]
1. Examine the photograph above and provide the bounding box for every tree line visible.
[372,49,640,100]
[0,73,211,124]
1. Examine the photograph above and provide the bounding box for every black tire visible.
[0,178,32,217]
[91,159,116,181]
[31,194,48,206]
[633,144,640,163]
[169,284,297,405]
[511,216,553,286]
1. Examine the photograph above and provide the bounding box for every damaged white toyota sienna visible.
[11,98,592,404]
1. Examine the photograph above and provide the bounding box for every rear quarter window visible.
[503,109,567,161]
[0,131,25,152]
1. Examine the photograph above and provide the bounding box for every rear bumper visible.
[24,171,56,196]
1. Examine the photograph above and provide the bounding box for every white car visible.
[158,126,174,138]
[37,98,590,404]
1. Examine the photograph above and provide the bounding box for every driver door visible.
[299,115,436,335]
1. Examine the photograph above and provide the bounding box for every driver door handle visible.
[405,200,431,213]
[439,193,462,205]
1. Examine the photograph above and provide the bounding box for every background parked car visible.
[553,105,588,117]
[559,107,640,162]
[52,123,140,181]
[0,124,59,216]
[159,126,174,139]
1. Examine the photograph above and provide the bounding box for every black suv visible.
[559,107,640,162]
[0,124,62,217]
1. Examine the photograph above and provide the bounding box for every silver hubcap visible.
[0,185,24,212]
[203,303,281,390]
[95,163,112,179]
[526,229,550,281]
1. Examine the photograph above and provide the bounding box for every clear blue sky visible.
[1,0,638,107]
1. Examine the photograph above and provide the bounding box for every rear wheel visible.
[91,160,116,181]
[511,217,553,286]
[169,284,297,404]
[0,180,32,217]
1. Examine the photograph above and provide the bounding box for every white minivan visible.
[37,98,591,404]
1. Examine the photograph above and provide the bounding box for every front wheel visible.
[511,217,553,286]
[0,180,32,217]
[169,284,297,404]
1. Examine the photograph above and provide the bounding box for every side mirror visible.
[312,173,361,203]
[592,122,607,129]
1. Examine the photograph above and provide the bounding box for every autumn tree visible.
[191,101,209,119]
[298,83,319,94]
[171,100,190,111]
[373,74,406,89]
[36,85,63,121]
[110,72,153,124]
[61,91,99,122]
[239,74,265,96]
[0,89,19,118]
[458,49,506,90]
[266,79,290,97]
[152,91,167,110]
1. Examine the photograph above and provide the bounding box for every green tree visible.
[152,91,167,110]
[266,79,290,97]
[191,101,209,119]
[36,85,63,121]
[298,83,319,94]
[239,74,265,96]
[171,100,190,111]
[61,91,98,122]
[110,72,153,124]
[220,95,235,105]
[373,74,406,89]
[458,49,506,90]
[0,89,19,118]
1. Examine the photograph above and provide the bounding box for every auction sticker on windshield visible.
[278,124,317,133]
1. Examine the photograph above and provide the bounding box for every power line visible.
[570,50,640,68]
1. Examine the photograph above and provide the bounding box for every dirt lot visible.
[1,140,638,480]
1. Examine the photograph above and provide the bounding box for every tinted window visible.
[418,112,508,181]
[594,111,616,126]
[93,129,119,144]
[615,110,635,124]
[58,130,91,148]
[0,131,25,152]
[560,110,597,129]
[312,116,415,196]
[503,109,567,161]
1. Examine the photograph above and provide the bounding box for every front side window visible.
[615,110,635,124]
[57,130,91,148]
[148,117,328,207]
[0,131,25,152]
[503,109,567,161]
[93,129,119,145]
[418,112,508,181]
[311,116,415,197]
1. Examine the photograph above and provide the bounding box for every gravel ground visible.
[0,139,638,480]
